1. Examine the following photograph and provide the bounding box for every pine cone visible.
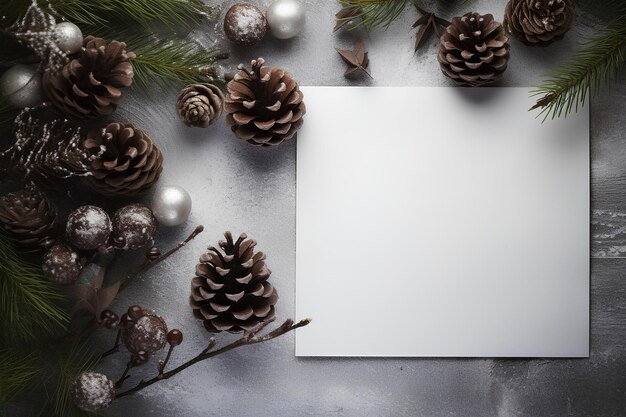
[176,83,224,128]
[225,58,306,147]
[83,123,163,197]
[438,12,510,87]
[0,186,59,253]
[43,36,136,120]
[191,231,278,333]
[503,0,574,47]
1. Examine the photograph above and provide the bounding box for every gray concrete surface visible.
[96,1,625,416]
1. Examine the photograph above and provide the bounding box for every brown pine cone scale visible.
[191,231,278,333]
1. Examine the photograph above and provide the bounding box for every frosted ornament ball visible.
[0,64,43,108]
[266,0,306,40]
[53,21,83,54]
[224,3,267,46]
[151,185,192,227]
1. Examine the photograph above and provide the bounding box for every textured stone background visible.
[97,1,625,416]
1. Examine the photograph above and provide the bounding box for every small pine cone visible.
[225,58,306,147]
[438,12,510,87]
[43,36,136,120]
[176,83,224,128]
[83,123,163,197]
[0,186,59,253]
[503,0,574,47]
[191,231,278,333]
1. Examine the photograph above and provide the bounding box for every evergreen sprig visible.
[128,36,227,90]
[0,348,40,402]
[0,234,68,344]
[337,0,413,30]
[0,0,211,32]
[530,14,626,120]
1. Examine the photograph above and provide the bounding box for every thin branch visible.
[116,318,311,398]
[120,225,204,291]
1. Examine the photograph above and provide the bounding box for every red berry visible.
[127,305,143,320]
[167,329,183,346]
[119,313,134,328]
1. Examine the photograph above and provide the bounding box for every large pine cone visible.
[83,123,163,197]
[43,36,136,120]
[176,83,224,128]
[503,0,573,47]
[191,231,278,333]
[0,186,59,253]
[225,58,306,147]
[438,12,510,87]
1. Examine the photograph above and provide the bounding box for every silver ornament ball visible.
[0,64,42,108]
[54,22,83,54]
[266,0,306,39]
[151,185,192,227]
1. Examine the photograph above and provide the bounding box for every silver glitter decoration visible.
[8,0,70,72]
[0,110,94,182]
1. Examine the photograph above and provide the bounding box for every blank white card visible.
[296,87,589,357]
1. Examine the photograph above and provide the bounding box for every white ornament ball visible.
[54,21,83,54]
[151,185,192,227]
[0,64,42,108]
[266,0,306,39]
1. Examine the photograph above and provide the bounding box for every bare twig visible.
[101,328,122,358]
[116,318,311,398]
[120,225,204,291]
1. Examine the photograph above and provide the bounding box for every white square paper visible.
[295,87,589,357]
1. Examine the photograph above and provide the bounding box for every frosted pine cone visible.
[43,36,135,119]
[438,12,510,87]
[225,58,305,147]
[83,122,163,197]
[176,83,224,128]
[191,231,278,332]
[503,0,574,47]
[0,186,59,253]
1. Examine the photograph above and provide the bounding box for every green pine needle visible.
[0,348,40,402]
[0,234,68,344]
[337,0,413,30]
[47,341,101,417]
[530,14,626,121]
[128,36,227,90]
[0,0,211,32]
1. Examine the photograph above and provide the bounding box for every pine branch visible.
[0,234,68,344]
[47,341,101,417]
[127,36,228,90]
[336,0,413,30]
[530,14,626,121]
[0,348,40,402]
[0,0,211,32]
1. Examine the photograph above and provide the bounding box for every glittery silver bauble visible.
[266,0,306,39]
[0,64,42,108]
[151,185,192,227]
[53,21,83,54]
[71,371,115,412]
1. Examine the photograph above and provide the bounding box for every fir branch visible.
[530,14,626,121]
[0,234,68,344]
[128,37,228,90]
